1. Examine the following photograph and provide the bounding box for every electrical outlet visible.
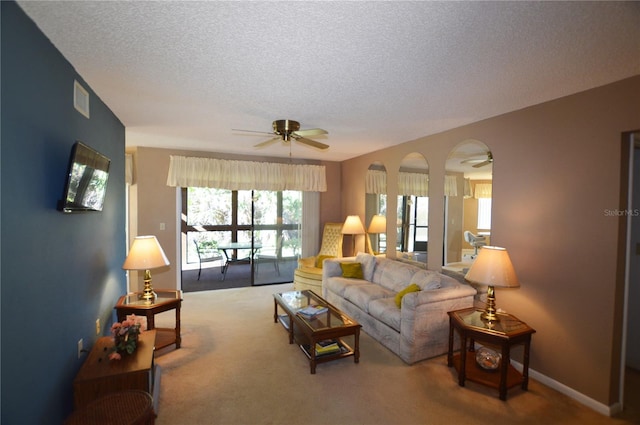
[77,339,83,359]
[95,318,101,335]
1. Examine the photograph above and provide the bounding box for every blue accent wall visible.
[1,2,126,423]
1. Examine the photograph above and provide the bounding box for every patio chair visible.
[193,240,223,280]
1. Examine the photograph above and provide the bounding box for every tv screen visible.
[58,141,111,213]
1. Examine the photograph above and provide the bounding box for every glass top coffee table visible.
[273,290,361,374]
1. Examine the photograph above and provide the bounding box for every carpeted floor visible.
[152,284,637,425]
[181,259,297,292]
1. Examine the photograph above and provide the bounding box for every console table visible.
[114,290,182,350]
[73,330,159,410]
[447,308,535,400]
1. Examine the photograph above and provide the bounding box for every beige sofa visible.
[322,253,477,364]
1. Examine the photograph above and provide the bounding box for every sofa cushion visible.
[355,252,377,281]
[324,276,369,298]
[343,284,394,313]
[394,283,421,307]
[369,297,401,332]
[372,258,420,292]
[410,270,442,290]
[340,262,364,279]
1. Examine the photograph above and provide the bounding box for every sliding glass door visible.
[252,190,301,285]
[181,187,300,288]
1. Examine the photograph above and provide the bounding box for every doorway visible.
[619,131,640,419]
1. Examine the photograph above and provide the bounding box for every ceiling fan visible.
[233,119,329,150]
[461,151,493,168]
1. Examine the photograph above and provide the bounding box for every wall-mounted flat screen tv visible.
[58,141,111,213]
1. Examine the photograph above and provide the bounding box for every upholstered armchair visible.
[293,222,343,293]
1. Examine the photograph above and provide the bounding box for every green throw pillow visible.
[315,255,335,269]
[340,262,364,279]
[394,283,421,308]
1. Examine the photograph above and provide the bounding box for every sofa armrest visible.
[322,258,344,279]
[402,284,477,309]
[322,257,359,279]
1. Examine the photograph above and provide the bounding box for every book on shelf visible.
[315,339,340,355]
[297,304,328,318]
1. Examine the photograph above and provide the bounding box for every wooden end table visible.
[115,290,182,350]
[447,307,535,400]
[73,330,158,409]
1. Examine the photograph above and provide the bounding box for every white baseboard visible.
[511,360,618,416]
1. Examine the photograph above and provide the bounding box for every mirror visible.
[443,140,493,269]
[365,162,387,254]
[397,153,429,265]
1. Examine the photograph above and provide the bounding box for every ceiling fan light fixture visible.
[273,119,300,134]
[237,119,329,150]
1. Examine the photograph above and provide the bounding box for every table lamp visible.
[367,214,386,254]
[123,235,170,303]
[464,246,519,322]
[342,215,365,256]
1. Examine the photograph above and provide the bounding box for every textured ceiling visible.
[17,1,640,163]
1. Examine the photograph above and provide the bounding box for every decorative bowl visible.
[475,347,501,370]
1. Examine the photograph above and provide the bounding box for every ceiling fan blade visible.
[293,128,328,137]
[472,160,492,168]
[293,135,329,150]
[232,128,275,135]
[254,137,281,149]
[462,151,493,166]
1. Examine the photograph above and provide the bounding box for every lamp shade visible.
[341,215,365,235]
[367,214,387,234]
[123,235,170,270]
[464,246,519,288]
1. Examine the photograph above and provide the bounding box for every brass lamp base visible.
[139,269,157,304]
[481,285,500,322]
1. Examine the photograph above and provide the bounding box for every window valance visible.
[365,170,429,196]
[365,169,387,194]
[125,154,133,185]
[445,175,458,197]
[474,183,492,199]
[398,172,429,197]
[166,156,327,192]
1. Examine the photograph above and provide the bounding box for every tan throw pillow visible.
[340,262,364,279]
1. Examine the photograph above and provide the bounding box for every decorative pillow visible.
[355,252,376,281]
[394,283,421,308]
[340,262,364,279]
[315,255,335,269]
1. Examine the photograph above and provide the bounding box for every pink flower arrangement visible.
[109,316,141,360]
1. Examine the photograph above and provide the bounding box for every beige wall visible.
[340,76,640,408]
[128,148,341,291]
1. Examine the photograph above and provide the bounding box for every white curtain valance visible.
[445,175,458,197]
[166,156,327,192]
[474,183,492,199]
[125,154,133,185]
[365,170,429,196]
[464,178,472,198]
[365,169,387,194]
[398,172,429,197]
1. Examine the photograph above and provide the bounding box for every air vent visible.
[73,80,90,118]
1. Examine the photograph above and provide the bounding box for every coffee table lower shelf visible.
[276,313,358,373]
